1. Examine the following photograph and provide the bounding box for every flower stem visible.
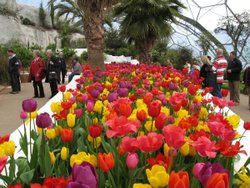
[29,112,32,160]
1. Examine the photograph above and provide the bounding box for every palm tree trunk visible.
[83,6,105,70]
[136,40,154,64]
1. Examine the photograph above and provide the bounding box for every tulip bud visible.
[67,113,76,128]
[22,99,37,112]
[192,163,205,179]
[126,153,139,170]
[244,121,250,130]
[75,109,83,118]
[49,152,56,165]
[86,101,94,112]
[20,111,28,120]
[36,112,52,129]
[46,129,56,139]
[61,147,69,161]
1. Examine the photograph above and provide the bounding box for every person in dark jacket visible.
[243,66,250,109]
[28,50,45,98]
[68,57,82,82]
[7,49,20,94]
[45,49,60,99]
[200,55,217,91]
[227,51,242,104]
[58,52,67,84]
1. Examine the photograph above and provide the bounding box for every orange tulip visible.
[98,152,115,172]
[205,173,229,188]
[169,171,189,188]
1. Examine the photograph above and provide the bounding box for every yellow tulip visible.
[235,167,250,188]
[0,146,5,157]
[180,142,189,156]
[198,107,209,119]
[49,152,56,165]
[177,109,188,119]
[227,114,240,128]
[70,152,97,167]
[163,143,169,157]
[64,92,71,100]
[94,100,103,114]
[133,183,152,188]
[146,165,169,188]
[189,146,196,156]
[87,135,102,148]
[61,147,69,161]
[145,120,157,132]
[93,118,98,124]
[67,113,76,128]
[55,125,62,136]
[46,129,56,139]
[3,141,15,156]
[37,127,42,134]
[29,111,38,119]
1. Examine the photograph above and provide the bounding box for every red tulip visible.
[187,84,200,96]
[58,85,66,92]
[169,171,190,188]
[163,125,185,150]
[155,112,168,129]
[136,109,147,122]
[8,184,22,188]
[88,124,103,138]
[0,134,10,144]
[221,89,229,97]
[205,173,229,188]
[0,156,8,173]
[244,121,250,130]
[61,128,73,142]
[98,153,115,172]
[148,100,161,118]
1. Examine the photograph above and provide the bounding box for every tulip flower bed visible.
[0,63,250,188]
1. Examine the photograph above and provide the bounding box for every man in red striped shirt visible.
[212,48,228,98]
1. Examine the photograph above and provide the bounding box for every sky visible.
[16,0,250,58]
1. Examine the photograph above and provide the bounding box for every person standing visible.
[243,66,250,110]
[212,48,228,98]
[28,50,45,98]
[7,49,20,94]
[200,55,217,89]
[68,57,81,82]
[45,49,60,99]
[227,51,242,104]
[58,52,67,84]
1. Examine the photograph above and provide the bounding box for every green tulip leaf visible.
[20,169,35,185]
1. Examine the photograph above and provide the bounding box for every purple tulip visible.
[95,85,104,93]
[90,89,100,99]
[20,111,28,120]
[193,162,229,186]
[36,112,52,128]
[67,162,98,188]
[76,84,82,90]
[117,88,129,97]
[22,99,37,112]
[107,92,118,102]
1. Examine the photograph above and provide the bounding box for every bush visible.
[46,43,56,52]
[21,17,36,26]
[62,47,76,59]
[80,51,88,64]
[5,40,33,68]
[0,45,9,84]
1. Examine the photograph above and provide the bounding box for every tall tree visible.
[215,11,250,62]
[77,0,116,70]
[39,2,46,27]
[114,0,184,64]
[47,0,57,28]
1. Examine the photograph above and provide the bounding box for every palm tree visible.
[114,0,185,64]
[76,0,116,70]
[47,0,57,28]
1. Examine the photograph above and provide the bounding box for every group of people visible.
[196,48,250,108]
[8,49,82,99]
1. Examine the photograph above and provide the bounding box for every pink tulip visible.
[126,153,139,170]
[193,163,205,179]
[20,111,28,120]
[86,101,94,112]
[75,109,83,118]
[192,136,216,158]
[163,125,185,149]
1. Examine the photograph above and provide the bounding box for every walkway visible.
[0,83,250,135]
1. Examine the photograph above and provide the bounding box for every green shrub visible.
[0,45,9,84]
[22,17,36,26]
[46,43,56,52]
[62,47,76,59]
[5,40,33,68]
[80,51,88,64]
